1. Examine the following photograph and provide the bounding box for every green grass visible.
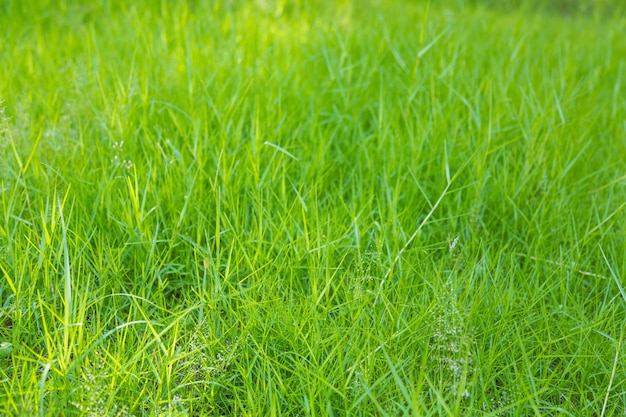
[1,0,625,415]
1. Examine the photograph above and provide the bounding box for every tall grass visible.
[1,0,625,415]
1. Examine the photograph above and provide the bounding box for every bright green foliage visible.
[1,0,625,415]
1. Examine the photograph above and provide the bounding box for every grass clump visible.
[1,0,625,415]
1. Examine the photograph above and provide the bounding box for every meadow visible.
[1,0,625,415]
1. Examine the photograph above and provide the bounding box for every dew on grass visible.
[110,140,134,170]
[0,99,9,150]
[72,351,133,417]
[429,281,475,399]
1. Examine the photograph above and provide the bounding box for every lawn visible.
[1,0,625,415]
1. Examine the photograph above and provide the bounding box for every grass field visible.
[1,0,626,415]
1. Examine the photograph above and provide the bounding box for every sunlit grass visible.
[1,0,625,415]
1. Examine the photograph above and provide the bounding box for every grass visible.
[1,0,625,415]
